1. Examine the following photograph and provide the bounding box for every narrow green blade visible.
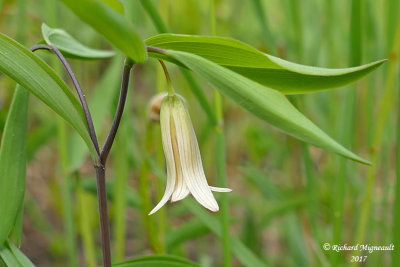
[41,23,115,59]
[146,34,385,94]
[169,50,370,164]
[0,86,28,246]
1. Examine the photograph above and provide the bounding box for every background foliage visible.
[0,0,399,266]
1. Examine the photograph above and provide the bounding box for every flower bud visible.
[148,92,167,122]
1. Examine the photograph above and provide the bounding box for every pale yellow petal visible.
[173,97,219,212]
[170,108,190,202]
[209,186,232,192]
[149,98,176,215]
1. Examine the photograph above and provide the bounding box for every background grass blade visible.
[393,57,400,267]
[60,0,147,63]
[0,85,28,246]
[331,0,362,265]
[250,0,275,53]
[166,219,209,249]
[354,15,400,260]
[139,0,168,33]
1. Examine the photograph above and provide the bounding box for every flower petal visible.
[170,112,190,202]
[210,186,232,192]
[172,97,219,212]
[170,167,190,202]
[149,98,176,215]
[171,186,190,202]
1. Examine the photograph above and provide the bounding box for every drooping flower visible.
[149,94,231,215]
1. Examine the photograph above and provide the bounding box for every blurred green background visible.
[0,0,399,266]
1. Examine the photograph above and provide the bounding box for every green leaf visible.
[0,241,35,267]
[100,0,124,14]
[0,245,21,267]
[113,255,200,267]
[41,23,115,59]
[0,86,28,246]
[9,202,24,246]
[146,34,279,68]
[168,50,370,164]
[228,57,385,94]
[146,34,386,94]
[0,32,97,160]
[60,0,147,63]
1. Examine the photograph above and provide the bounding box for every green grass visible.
[0,0,398,266]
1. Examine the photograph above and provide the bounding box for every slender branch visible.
[100,61,133,164]
[146,46,166,54]
[30,44,100,156]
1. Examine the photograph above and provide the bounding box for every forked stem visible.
[31,45,134,267]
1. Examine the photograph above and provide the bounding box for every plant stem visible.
[100,60,133,164]
[94,165,111,267]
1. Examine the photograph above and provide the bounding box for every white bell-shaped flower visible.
[149,95,231,215]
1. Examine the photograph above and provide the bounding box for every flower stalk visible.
[159,60,174,96]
